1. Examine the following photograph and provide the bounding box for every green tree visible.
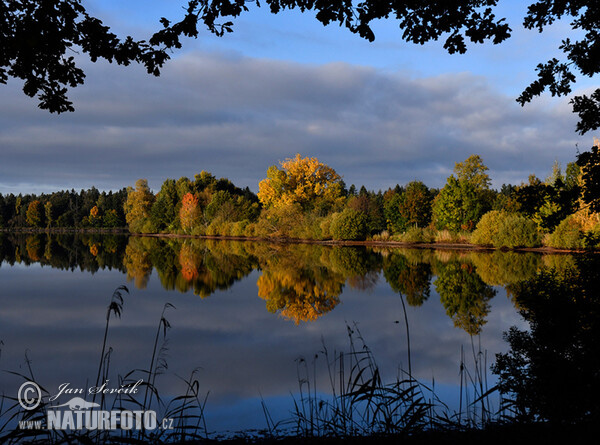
[432,155,492,231]
[383,253,432,306]
[347,192,385,235]
[150,179,179,231]
[103,209,122,228]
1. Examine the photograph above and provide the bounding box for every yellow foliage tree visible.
[124,179,155,233]
[258,154,344,211]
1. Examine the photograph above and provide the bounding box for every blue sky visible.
[1,1,596,194]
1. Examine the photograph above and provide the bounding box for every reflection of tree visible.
[123,237,153,289]
[493,257,600,424]
[256,245,345,324]
[177,240,257,298]
[179,242,200,282]
[434,261,496,335]
[383,253,432,306]
[0,234,128,272]
[125,237,258,297]
[25,235,43,262]
[323,247,382,291]
[470,251,541,287]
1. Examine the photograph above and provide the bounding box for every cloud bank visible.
[0,51,587,194]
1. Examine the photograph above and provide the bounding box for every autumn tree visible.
[123,237,154,289]
[258,154,344,213]
[124,179,156,233]
[87,205,101,227]
[399,181,434,227]
[257,246,344,324]
[179,192,201,234]
[26,200,44,227]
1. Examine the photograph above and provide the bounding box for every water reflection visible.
[493,255,600,425]
[0,233,128,272]
[0,233,583,331]
[1,233,597,433]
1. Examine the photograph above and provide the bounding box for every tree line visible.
[0,187,127,229]
[121,149,599,249]
[2,146,599,249]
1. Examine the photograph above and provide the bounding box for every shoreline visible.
[1,227,595,254]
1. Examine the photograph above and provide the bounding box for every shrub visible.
[372,230,391,242]
[230,220,249,237]
[436,229,470,244]
[191,225,205,236]
[400,227,435,243]
[251,204,304,238]
[470,210,506,246]
[546,216,586,249]
[288,213,325,240]
[494,214,541,248]
[471,211,541,248]
[320,214,335,240]
[330,209,368,241]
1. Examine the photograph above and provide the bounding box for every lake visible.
[0,233,596,438]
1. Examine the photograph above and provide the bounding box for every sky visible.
[1,1,597,195]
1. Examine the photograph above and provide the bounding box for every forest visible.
[1,144,599,250]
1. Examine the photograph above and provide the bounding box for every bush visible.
[320,214,335,240]
[330,209,368,241]
[546,216,587,249]
[230,220,249,237]
[191,225,205,236]
[494,214,541,248]
[471,211,541,248]
[400,227,435,243]
[435,229,470,244]
[372,230,391,242]
[470,211,506,246]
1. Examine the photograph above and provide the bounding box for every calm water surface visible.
[0,234,585,434]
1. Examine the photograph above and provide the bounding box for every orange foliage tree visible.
[179,192,200,233]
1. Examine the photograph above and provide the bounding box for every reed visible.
[0,286,208,445]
